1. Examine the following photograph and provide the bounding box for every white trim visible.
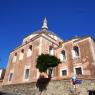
[73,65,84,75]
[8,69,14,83]
[23,65,31,81]
[61,37,90,46]
[19,52,24,60]
[41,34,60,45]
[48,43,54,55]
[49,49,54,55]
[73,37,90,44]
[89,38,95,64]
[12,55,17,63]
[60,49,67,62]
[0,69,2,78]
[60,68,68,77]
[26,49,32,57]
[72,45,81,59]
[37,69,40,79]
[39,37,42,55]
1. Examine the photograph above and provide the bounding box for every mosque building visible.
[3,18,95,85]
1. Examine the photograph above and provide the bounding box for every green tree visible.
[36,54,61,77]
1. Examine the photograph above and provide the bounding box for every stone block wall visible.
[2,78,95,95]
[0,80,3,88]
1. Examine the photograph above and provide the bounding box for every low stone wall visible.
[2,78,95,95]
[0,80,3,88]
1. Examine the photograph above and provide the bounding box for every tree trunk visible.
[40,72,48,78]
[48,67,53,78]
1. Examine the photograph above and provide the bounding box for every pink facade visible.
[3,19,95,85]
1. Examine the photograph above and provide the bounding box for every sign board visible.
[75,79,82,84]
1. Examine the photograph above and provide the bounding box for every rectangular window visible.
[75,67,82,75]
[62,70,67,76]
[25,69,29,79]
[47,68,53,78]
[9,73,13,81]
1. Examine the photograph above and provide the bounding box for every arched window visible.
[25,41,28,44]
[9,70,14,82]
[60,50,66,62]
[23,65,30,81]
[19,49,24,60]
[47,67,53,78]
[49,45,54,55]
[72,46,79,58]
[27,45,32,57]
[21,49,24,53]
[29,45,32,50]
[13,53,17,63]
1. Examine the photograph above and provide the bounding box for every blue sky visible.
[0,0,95,68]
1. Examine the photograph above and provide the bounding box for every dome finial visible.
[42,17,48,30]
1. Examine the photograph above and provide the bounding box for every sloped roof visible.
[25,29,59,38]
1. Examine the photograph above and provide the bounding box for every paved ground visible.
[0,92,14,95]
[0,91,20,95]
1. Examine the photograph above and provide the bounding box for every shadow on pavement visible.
[0,92,6,95]
[0,91,19,95]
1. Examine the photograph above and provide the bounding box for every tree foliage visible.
[36,54,61,72]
